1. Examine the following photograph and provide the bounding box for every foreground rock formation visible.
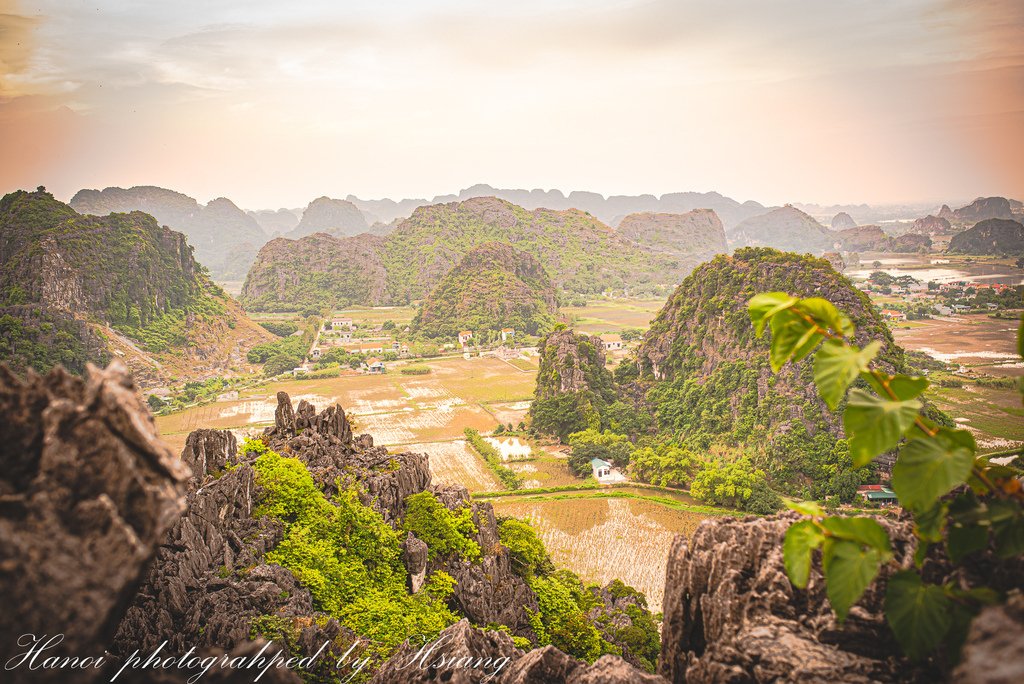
[0,362,190,683]
[659,513,1024,683]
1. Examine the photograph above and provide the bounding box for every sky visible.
[1,0,1022,209]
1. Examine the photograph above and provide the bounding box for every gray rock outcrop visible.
[0,362,190,683]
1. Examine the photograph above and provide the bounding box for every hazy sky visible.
[1,0,1021,209]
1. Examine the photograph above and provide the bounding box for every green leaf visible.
[786,500,825,517]
[783,520,825,589]
[989,499,1024,558]
[821,516,892,556]
[885,571,953,660]
[891,428,976,512]
[913,501,948,544]
[797,297,846,335]
[749,292,798,337]
[768,308,824,372]
[946,523,988,563]
[861,372,929,402]
[821,538,883,622]
[843,389,921,467]
[814,340,881,410]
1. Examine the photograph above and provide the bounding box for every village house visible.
[458,330,473,346]
[310,348,321,359]
[590,457,628,485]
[399,344,410,358]
[599,333,623,351]
[363,357,386,374]
[331,317,354,331]
[881,309,907,322]
[500,328,515,343]
[857,484,899,506]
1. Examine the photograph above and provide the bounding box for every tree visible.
[567,429,632,477]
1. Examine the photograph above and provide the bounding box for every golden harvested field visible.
[563,298,666,334]
[406,439,501,492]
[491,494,720,608]
[337,305,417,327]
[156,355,534,450]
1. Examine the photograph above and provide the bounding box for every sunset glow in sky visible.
[1,0,1022,208]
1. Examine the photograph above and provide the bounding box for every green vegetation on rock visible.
[247,441,458,657]
[411,242,558,340]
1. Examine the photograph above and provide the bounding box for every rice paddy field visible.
[562,298,665,334]
[489,491,734,608]
[156,354,537,454]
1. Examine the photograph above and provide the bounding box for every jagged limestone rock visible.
[0,361,190,683]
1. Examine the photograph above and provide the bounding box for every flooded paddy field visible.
[156,355,537,453]
[893,314,1023,376]
[491,493,730,608]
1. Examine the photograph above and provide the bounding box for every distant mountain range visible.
[66,184,1022,296]
[241,196,704,310]
[71,186,267,281]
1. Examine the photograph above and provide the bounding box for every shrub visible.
[402,492,481,561]
[248,442,457,656]
[497,518,553,578]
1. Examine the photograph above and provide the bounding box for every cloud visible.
[1,0,1021,206]
[0,2,40,97]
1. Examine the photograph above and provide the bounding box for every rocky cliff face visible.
[412,242,559,339]
[659,513,1024,683]
[0,362,190,683]
[948,218,1024,256]
[953,197,1015,224]
[1,189,273,387]
[70,186,267,280]
[108,390,657,682]
[286,196,369,239]
[831,212,857,230]
[728,206,834,254]
[659,513,928,683]
[911,214,952,235]
[616,209,728,272]
[240,231,390,311]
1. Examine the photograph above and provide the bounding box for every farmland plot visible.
[491,496,714,608]
[408,439,501,492]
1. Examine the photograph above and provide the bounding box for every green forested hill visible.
[0,189,271,383]
[527,247,925,505]
[380,197,675,302]
[629,247,907,496]
[411,242,558,340]
[240,232,391,313]
[241,196,690,310]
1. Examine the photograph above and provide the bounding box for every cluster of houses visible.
[861,277,1015,323]
[306,316,412,373]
